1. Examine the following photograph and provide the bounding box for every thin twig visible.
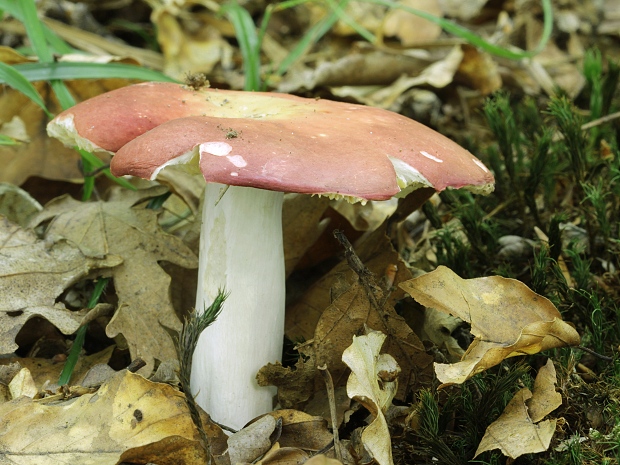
[318,364,342,463]
[577,345,614,362]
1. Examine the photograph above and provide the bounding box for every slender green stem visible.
[366,0,552,58]
[58,278,110,385]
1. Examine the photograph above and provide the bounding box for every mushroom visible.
[47,81,494,430]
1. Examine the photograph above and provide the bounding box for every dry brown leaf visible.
[0,182,43,227]
[282,194,331,276]
[329,46,463,109]
[313,279,432,400]
[399,266,581,384]
[29,186,198,375]
[0,370,208,464]
[256,343,317,408]
[1,346,115,392]
[304,454,344,465]
[277,50,431,94]
[286,226,413,340]
[269,409,333,452]
[228,415,277,464]
[285,227,432,402]
[456,45,502,95]
[0,216,122,354]
[527,360,563,423]
[304,386,351,429]
[8,367,37,399]
[151,1,233,80]
[342,330,398,465]
[475,360,562,459]
[256,443,310,465]
[382,0,443,46]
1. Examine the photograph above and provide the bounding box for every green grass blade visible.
[58,278,110,386]
[325,0,375,43]
[257,0,310,47]
[0,0,73,55]
[78,149,137,193]
[0,134,19,146]
[57,323,88,386]
[50,79,76,108]
[276,2,344,76]
[222,2,261,90]
[18,0,54,63]
[8,62,177,83]
[365,0,553,59]
[81,157,95,201]
[0,62,52,117]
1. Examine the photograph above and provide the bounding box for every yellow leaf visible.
[0,371,208,464]
[342,330,399,465]
[399,266,580,384]
[475,360,561,459]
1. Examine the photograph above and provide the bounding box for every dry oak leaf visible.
[0,370,208,465]
[475,360,562,459]
[29,186,198,375]
[399,266,580,384]
[0,216,121,354]
[343,329,400,465]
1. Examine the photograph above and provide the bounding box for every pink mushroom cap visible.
[48,81,494,201]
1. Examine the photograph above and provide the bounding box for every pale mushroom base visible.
[191,183,285,430]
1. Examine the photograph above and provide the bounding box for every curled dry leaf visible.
[254,442,310,465]
[342,329,400,465]
[0,371,209,464]
[268,409,333,453]
[475,360,563,459]
[256,343,317,408]
[399,266,580,384]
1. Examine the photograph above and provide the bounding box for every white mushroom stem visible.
[190,183,285,430]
